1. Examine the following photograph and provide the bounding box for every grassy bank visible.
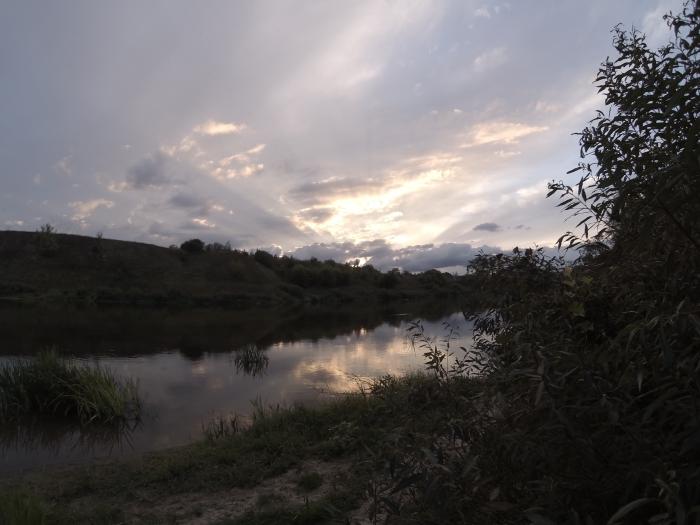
[0,373,486,524]
[0,351,141,425]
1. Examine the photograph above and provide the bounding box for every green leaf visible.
[568,302,586,317]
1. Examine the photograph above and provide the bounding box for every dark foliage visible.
[180,238,205,253]
[36,224,58,257]
[253,249,276,268]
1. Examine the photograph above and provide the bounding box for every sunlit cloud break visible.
[194,120,247,136]
[462,122,549,147]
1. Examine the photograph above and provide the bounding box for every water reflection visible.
[0,306,472,473]
[0,416,140,459]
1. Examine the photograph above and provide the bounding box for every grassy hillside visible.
[0,230,465,307]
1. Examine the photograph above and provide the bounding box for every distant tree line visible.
[174,237,459,290]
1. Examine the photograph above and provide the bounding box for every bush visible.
[379,268,400,289]
[205,241,231,252]
[254,249,276,268]
[180,238,205,253]
[35,224,58,257]
[289,265,313,288]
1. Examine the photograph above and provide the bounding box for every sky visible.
[0,0,683,271]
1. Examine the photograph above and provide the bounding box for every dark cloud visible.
[148,221,173,237]
[168,192,205,209]
[289,242,357,262]
[288,240,503,272]
[168,192,211,217]
[126,153,170,189]
[473,222,501,232]
[295,207,334,223]
[288,177,383,206]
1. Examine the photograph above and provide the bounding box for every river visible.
[0,304,472,473]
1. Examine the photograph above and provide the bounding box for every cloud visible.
[168,192,205,209]
[211,162,264,180]
[494,149,521,158]
[210,144,266,179]
[642,0,677,47]
[295,207,335,224]
[474,7,491,18]
[473,46,507,72]
[148,221,175,238]
[188,217,216,229]
[474,3,510,19]
[167,192,215,217]
[54,155,73,177]
[288,239,571,272]
[69,199,115,221]
[288,177,383,207]
[473,222,501,232]
[193,120,247,136]
[534,100,560,113]
[287,154,457,243]
[462,122,549,147]
[288,240,504,272]
[126,152,171,189]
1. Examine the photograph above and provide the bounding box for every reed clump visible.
[0,351,141,425]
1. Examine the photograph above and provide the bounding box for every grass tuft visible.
[0,350,141,425]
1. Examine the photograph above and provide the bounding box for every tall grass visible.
[0,490,47,525]
[0,351,141,425]
[202,413,241,442]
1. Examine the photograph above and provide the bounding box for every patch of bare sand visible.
[125,458,356,524]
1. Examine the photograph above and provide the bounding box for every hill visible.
[0,230,465,307]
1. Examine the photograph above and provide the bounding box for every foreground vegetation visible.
[0,351,141,425]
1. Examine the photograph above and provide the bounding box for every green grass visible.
[0,490,47,525]
[0,350,141,425]
[297,472,323,492]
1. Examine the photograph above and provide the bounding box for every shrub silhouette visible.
[180,238,205,254]
[253,249,275,268]
[35,223,58,257]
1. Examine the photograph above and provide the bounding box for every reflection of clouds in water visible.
[191,363,208,376]
[294,364,339,384]
[4,312,472,472]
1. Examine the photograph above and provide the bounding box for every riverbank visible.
[1,373,490,524]
[0,230,467,308]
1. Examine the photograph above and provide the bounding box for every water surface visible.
[0,305,472,473]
